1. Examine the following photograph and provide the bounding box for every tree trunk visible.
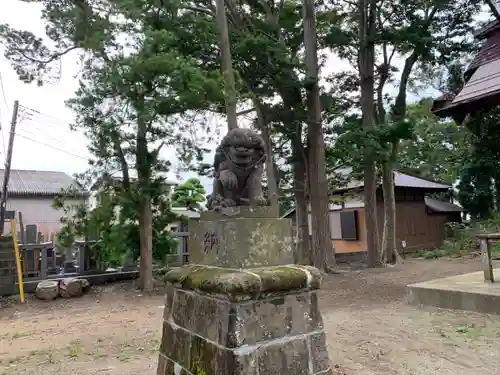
[302,0,334,270]
[136,118,154,292]
[359,0,380,267]
[380,52,418,264]
[291,135,311,265]
[253,100,279,210]
[215,0,238,131]
[380,142,402,264]
[138,196,154,291]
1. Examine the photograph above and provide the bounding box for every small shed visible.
[283,170,465,261]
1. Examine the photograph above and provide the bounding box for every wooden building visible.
[283,170,464,261]
[432,2,500,120]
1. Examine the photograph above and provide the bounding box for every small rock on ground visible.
[35,280,59,301]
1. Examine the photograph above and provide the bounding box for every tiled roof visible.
[466,27,500,79]
[330,168,451,192]
[433,22,500,119]
[425,197,465,213]
[394,172,450,189]
[0,169,84,197]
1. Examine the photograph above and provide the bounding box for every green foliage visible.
[397,98,471,184]
[322,0,482,189]
[53,179,180,268]
[171,178,206,211]
[417,215,500,259]
[457,107,500,220]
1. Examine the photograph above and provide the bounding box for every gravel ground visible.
[0,258,499,375]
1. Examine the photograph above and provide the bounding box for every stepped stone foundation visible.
[157,264,332,375]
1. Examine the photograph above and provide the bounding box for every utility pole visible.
[0,100,19,234]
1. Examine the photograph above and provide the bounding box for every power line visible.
[18,126,75,150]
[19,105,72,127]
[17,119,81,146]
[19,112,77,137]
[15,132,89,160]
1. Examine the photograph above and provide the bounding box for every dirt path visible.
[1,258,499,375]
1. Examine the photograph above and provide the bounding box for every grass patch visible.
[11,331,31,340]
[415,216,500,259]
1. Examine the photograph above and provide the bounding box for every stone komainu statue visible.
[207,128,268,210]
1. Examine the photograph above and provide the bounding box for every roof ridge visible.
[394,169,451,187]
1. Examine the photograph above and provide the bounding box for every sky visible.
[0,1,489,195]
[0,0,355,195]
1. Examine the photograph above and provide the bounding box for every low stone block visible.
[309,332,330,373]
[258,337,310,375]
[160,321,192,369]
[157,353,167,375]
[164,264,321,300]
[189,215,293,268]
[158,354,191,375]
[163,284,175,321]
[171,290,231,345]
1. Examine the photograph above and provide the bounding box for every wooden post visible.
[18,211,25,244]
[478,234,495,282]
[40,246,47,278]
[0,100,19,234]
[79,243,86,273]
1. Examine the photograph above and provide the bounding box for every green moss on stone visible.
[252,266,308,292]
[164,264,321,298]
[165,265,260,298]
[164,264,206,285]
[293,265,322,289]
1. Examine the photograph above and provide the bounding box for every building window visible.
[340,210,359,241]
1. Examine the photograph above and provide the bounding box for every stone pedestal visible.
[188,206,294,268]
[157,264,332,375]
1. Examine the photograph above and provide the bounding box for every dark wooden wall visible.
[376,186,454,253]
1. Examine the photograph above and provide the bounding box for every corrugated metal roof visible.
[330,168,451,192]
[425,197,465,213]
[0,169,83,197]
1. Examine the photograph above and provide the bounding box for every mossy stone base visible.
[188,213,293,268]
[157,271,332,375]
[164,264,321,300]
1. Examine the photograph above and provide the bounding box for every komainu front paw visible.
[222,198,237,207]
[251,196,267,206]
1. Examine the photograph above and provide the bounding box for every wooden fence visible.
[15,232,190,281]
[164,232,190,266]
